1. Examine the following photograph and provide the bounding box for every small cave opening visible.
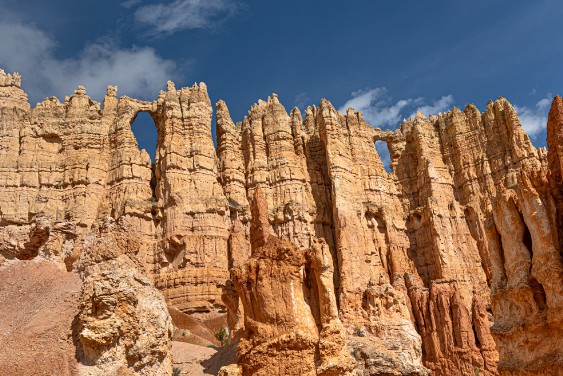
[130,111,159,201]
[375,140,392,173]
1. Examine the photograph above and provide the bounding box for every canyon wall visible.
[0,68,561,375]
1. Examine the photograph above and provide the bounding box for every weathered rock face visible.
[75,220,173,376]
[1,69,562,375]
[77,256,173,375]
[152,82,230,314]
[0,74,228,316]
[225,189,354,376]
[486,94,563,376]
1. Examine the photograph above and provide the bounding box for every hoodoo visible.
[0,69,561,375]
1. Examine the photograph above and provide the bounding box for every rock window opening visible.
[375,140,392,173]
[130,111,159,200]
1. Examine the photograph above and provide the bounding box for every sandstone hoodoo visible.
[224,188,354,376]
[0,69,562,376]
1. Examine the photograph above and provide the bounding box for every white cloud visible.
[515,97,552,137]
[134,0,239,36]
[0,20,178,104]
[340,87,551,145]
[411,95,454,118]
[339,87,454,129]
[339,88,414,128]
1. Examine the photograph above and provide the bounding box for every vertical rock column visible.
[216,94,337,285]
[0,70,30,226]
[317,100,415,316]
[390,111,496,376]
[434,104,504,374]
[486,97,563,375]
[317,100,428,375]
[396,112,489,298]
[299,106,336,252]
[216,100,251,270]
[239,95,321,249]
[104,92,157,275]
[547,95,563,254]
[0,70,37,260]
[154,82,230,314]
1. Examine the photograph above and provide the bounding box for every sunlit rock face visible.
[1,68,561,375]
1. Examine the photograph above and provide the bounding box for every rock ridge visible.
[0,69,561,375]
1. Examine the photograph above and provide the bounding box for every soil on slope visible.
[172,341,237,376]
[0,259,82,376]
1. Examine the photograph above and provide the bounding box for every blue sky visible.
[0,0,561,160]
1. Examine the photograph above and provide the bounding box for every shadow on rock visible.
[202,343,238,375]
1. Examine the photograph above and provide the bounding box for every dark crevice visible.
[472,321,482,349]
[529,277,547,312]
[520,215,547,311]
[305,132,341,309]
[449,302,460,347]
[303,264,321,330]
[522,224,533,256]
[150,163,157,200]
[497,230,508,290]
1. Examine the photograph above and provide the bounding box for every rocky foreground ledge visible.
[0,68,562,375]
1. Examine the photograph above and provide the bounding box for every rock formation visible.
[0,68,562,375]
[224,188,354,376]
[77,255,173,376]
[74,216,174,376]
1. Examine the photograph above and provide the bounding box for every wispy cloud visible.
[410,95,454,118]
[122,0,142,9]
[134,0,240,37]
[0,20,178,104]
[339,88,415,128]
[339,87,454,129]
[294,92,311,110]
[514,96,552,138]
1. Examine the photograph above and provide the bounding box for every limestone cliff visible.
[0,68,562,376]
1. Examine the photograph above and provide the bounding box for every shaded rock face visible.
[0,69,562,375]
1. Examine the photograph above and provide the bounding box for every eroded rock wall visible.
[1,69,562,375]
[0,75,230,317]
[225,189,354,376]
